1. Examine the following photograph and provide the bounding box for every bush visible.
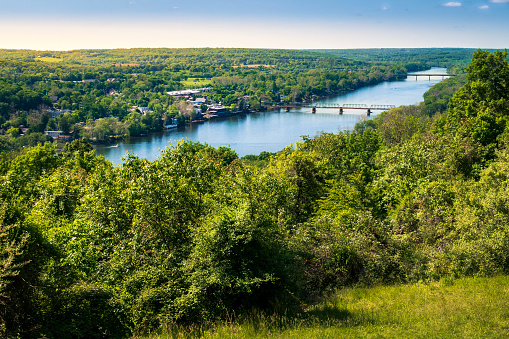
[40,283,128,339]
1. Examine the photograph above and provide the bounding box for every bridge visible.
[261,102,396,115]
[395,73,456,80]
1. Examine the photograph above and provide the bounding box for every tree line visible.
[313,48,488,74]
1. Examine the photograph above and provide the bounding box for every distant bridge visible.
[395,73,456,80]
[261,102,396,115]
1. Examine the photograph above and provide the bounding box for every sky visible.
[0,0,508,50]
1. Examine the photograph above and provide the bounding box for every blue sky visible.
[1,0,508,50]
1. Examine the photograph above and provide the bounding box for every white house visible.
[45,130,63,138]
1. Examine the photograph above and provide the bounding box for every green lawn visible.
[143,275,509,338]
[36,57,63,63]
[182,78,212,87]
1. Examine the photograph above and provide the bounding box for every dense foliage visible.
[313,48,494,74]
[1,49,508,338]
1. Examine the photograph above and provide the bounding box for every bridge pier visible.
[312,107,316,114]
[339,108,343,115]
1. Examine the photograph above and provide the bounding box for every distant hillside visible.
[308,48,501,73]
[0,48,362,71]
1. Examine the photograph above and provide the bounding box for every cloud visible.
[478,5,489,8]
[489,0,509,3]
[442,2,462,6]
[381,6,389,11]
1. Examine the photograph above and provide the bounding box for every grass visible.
[140,275,509,338]
[182,78,212,87]
[36,57,63,63]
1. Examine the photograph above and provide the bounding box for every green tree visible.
[0,219,28,337]
[124,111,146,136]
[7,127,18,138]
[441,50,509,148]
[58,114,70,134]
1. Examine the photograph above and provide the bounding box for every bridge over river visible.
[261,102,396,115]
[396,73,456,80]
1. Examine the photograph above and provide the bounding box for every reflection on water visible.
[95,68,448,164]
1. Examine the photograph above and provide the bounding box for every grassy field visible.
[142,275,509,338]
[182,78,212,87]
[35,56,63,63]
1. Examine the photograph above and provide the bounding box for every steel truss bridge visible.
[261,102,396,115]
[396,73,456,80]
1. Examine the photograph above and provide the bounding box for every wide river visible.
[96,68,449,164]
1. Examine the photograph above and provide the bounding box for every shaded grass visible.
[140,275,509,338]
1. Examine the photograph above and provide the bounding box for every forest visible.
[313,48,488,74]
[0,48,428,149]
[1,49,508,338]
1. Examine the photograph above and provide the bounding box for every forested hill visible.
[2,49,509,339]
[311,48,501,73]
[0,48,362,70]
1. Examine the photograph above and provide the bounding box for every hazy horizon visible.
[2,0,509,51]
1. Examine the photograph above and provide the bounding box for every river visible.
[95,68,449,164]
